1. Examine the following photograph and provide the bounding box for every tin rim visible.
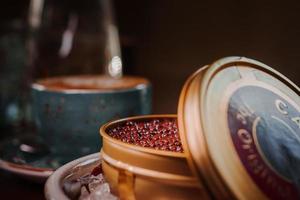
[100,114,185,158]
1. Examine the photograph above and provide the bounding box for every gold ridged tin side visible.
[100,115,209,200]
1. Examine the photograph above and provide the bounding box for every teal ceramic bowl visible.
[31,75,151,164]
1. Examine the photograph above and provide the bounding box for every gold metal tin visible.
[100,57,300,200]
[178,57,300,200]
[100,115,208,200]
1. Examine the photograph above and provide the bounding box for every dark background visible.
[1,0,300,199]
[2,0,300,114]
[115,0,300,113]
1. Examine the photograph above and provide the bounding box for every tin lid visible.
[178,57,300,200]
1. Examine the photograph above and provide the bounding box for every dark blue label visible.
[228,85,300,199]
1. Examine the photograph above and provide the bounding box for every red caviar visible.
[107,119,183,152]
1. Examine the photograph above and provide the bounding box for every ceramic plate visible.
[45,153,100,200]
[0,134,96,183]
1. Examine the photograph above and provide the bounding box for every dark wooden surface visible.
[0,170,44,199]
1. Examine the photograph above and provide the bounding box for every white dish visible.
[45,153,100,200]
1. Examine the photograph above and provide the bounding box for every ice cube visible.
[89,183,118,200]
[88,174,105,192]
[79,186,90,200]
[63,180,81,199]
[90,192,118,200]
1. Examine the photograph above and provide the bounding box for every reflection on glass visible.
[29,0,122,79]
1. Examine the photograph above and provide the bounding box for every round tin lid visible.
[178,57,300,200]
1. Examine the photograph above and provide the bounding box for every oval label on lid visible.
[227,84,300,199]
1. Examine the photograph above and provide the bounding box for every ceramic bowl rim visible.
[44,153,100,200]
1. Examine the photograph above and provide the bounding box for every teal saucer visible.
[0,134,97,183]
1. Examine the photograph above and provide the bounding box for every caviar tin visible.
[100,115,208,200]
[178,56,300,200]
[100,56,300,200]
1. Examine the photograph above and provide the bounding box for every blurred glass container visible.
[29,0,122,79]
[0,0,122,136]
[0,1,31,136]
